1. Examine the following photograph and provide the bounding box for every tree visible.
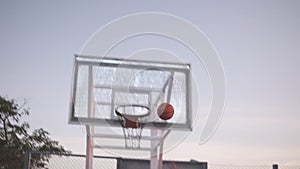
[0,96,69,169]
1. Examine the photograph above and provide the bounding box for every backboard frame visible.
[69,55,192,131]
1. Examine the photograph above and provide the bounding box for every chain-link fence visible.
[23,151,117,169]
[19,151,300,169]
[209,164,300,169]
[280,165,300,169]
[209,164,272,169]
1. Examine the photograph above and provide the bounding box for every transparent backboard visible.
[69,55,192,130]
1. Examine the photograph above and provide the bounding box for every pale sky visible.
[0,0,299,166]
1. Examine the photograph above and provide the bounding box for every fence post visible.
[273,164,278,169]
[116,158,123,169]
[23,151,31,169]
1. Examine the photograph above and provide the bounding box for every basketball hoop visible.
[115,104,151,149]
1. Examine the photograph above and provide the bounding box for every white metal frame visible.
[86,126,170,169]
[69,55,192,169]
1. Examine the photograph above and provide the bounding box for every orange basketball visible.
[157,103,174,120]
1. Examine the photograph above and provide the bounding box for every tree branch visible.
[3,117,8,143]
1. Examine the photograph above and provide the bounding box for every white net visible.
[115,105,150,149]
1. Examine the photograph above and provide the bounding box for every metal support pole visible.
[273,164,278,169]
[86,65,94,169]
[86,126,94,169]
[158,140,164,169]
[23,151,31,169]
[150,129,159,169]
